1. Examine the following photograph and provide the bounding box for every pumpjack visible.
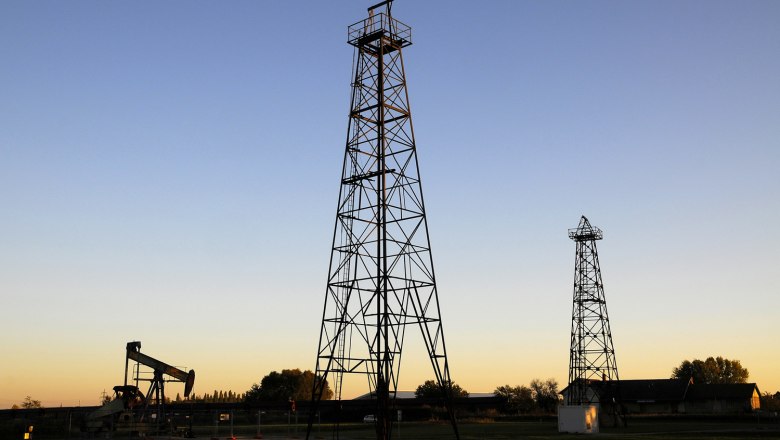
[84,341,195,436]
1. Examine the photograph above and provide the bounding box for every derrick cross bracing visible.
[567,216,626,425]
[307,2,459,439]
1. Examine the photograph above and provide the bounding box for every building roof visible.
[561,378,760,404]
[685,383,760,401]
[468,392,496,398]
[613,379,692,402]
[353,390,492,400]
[353,391,417,400]
[560,378,691,402]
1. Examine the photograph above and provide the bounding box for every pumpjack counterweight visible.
[308,2,459,439]
[567,216,625,424]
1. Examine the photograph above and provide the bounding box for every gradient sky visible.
[1,0,778,409]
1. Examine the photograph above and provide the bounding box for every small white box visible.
[558,405,599,434]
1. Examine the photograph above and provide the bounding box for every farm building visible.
[560,378,760,415]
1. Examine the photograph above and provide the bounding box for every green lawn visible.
[187,419,780,440]
[8,417,779,439]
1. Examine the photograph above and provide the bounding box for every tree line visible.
[10,396,42,410]
[241,369,561,415]
[11,355,765,410]
[185,390,245,403]
[244,368,333,404]
[671,356,749,384]
[494,379,561,414]
[234,355,756,409]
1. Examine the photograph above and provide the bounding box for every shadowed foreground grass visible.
[186,418,780,440]
[12,417,780,439]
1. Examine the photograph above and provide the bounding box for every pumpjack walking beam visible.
[125,341,195,429]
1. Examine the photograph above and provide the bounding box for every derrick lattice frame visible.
[308,3,458,440]
[567,216,620,405]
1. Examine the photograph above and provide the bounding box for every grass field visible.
[5,416,780,439]
[186,418,780,440]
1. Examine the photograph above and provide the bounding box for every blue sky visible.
[1,0,778,408]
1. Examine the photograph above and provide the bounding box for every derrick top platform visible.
[568,216,604,241]
[347,1,411,49]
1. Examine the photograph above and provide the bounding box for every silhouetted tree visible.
[245,369,332,404]
[296,370,331,401]
[494,385,535,413]
[21,396,42,409]
[414,379,469,399]
[672,356,749,384]
[529,378,560,413]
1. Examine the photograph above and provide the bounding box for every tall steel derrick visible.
[567,216,622,408]
[308,1,458,439]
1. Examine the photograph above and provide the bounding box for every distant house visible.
[685,383,761,413]
[560,378,690,415]
[617,379,692,414]
[560,378,760,415]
